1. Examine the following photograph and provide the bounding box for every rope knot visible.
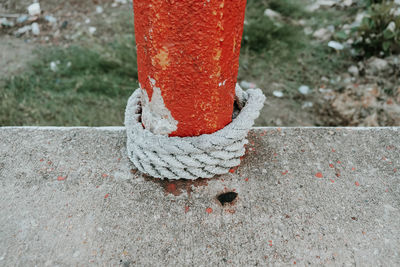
[125,84,265,180]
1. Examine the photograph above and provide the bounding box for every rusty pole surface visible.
[133,0,247,137]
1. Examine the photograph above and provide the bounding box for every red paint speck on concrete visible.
[281,170,289,175]
[268,240,273,247]
[394,168,397,173]
[166,183,177,194]
[329,164,334,168]
[102,174,108,178]
[57,176,66,181]
[227,209,236,214]
[104,193,110,199]
[330,179,335,183]
[229,165,240,173]
[315,172,323,178]
[352,167,356,171]
[331,149,336,152]
[244,177,249,182]
[184,206,190,213]
[337,160,342,164]
[40,158,44,162]
[355,181,360,186]
[206,207,213,214]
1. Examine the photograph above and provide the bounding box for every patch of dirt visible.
[0,35,35,78]
[315,55,400,126]
[0,0,132,77]
[256,98,316,126]
[0,0,132,45]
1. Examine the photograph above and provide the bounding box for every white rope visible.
[125,84,266,180]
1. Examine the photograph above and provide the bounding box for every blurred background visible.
[0,0,399,127]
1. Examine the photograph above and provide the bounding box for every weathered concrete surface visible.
[0,127,399,266]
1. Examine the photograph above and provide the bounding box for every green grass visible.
[0,0,356,126]
[1,36,138,126]
[240,0,353,96]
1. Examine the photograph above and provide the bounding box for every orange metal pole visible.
[133,0,247,137]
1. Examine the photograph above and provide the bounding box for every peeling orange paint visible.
[155,46,170,70]
[214,49,222,61]
[133,0,247,137]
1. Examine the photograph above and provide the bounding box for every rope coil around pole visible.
[125,84,266,180]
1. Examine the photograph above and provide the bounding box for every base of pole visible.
[124,85,266,180]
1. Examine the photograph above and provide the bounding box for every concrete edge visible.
[1,126,399,131]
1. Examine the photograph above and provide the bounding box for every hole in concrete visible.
[217,192,238,206]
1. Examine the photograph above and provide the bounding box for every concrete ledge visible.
[0,127,399,265]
